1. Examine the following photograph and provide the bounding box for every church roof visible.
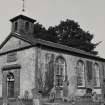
[1,32,104,62]
[10,15,36,23]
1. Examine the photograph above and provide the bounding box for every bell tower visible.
[10,0,36,35]
[10,15,36,35]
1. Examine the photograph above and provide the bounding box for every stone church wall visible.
[0,46,104,99]
[0,37,31,54]
[37,48,104,97]
[18,47,36,98]
[0,47,36,99]
[0,55,6,98]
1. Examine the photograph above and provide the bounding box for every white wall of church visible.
[0,36,31,54]
[0,47,36,99]
[38,48,104,97]
[18,47,36,98]
[0,55,6,97]
[0,46,104,99]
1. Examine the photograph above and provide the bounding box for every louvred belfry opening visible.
[10,15,36,35]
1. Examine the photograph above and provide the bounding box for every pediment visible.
[0,36,31,53]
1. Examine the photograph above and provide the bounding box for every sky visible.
[0,0,105,58]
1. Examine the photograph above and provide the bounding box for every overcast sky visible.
[0,0,105,58]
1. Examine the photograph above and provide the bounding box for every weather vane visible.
[22,0,25,12]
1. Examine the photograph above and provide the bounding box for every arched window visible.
[94,63,100,87]
[55,56,66,87]
[7,72,15,98]
[77,60,85,87]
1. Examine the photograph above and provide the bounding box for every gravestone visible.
[31,88,41,105]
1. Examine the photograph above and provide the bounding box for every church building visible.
[0,14,105,104]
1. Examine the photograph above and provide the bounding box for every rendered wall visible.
[0,47,36,99]
[0,55,5,97]
[37,48,104,97]
[0,45,104,99]
[18,47,35,98]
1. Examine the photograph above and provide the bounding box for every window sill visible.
[77,87,86,89]
[93,87,101,89]
[8,97,15,99]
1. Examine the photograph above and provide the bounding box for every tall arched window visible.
[94,63,100,87]
[7,72,15,98]
[77,60,85,87]
[55,56,66,88]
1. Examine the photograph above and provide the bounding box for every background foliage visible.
[34,19,100,55]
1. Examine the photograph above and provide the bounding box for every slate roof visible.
[0,32,104,62]
[10,15,36,23]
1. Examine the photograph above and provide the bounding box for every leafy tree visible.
[48,19,98,54]
[34,23,57,42]
[34,23,47,39]
[33,20,99,55]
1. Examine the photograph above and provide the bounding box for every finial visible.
[22,0,25,12]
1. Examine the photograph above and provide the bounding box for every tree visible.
[34,23,47,39]
[48,19,98,55]
[34,23,57,42]
[33,20,99,55]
